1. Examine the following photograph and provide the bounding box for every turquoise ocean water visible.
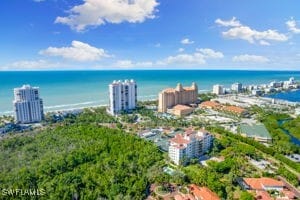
[1,70,300,115]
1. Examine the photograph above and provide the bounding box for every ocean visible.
[1,70,300,115]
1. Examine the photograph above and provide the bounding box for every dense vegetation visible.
[0,122,163,199]
[282,116,300,139]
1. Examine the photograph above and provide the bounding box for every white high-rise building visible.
[108,79,137,115]
[231,82,243,93]
[168,129,213,165]
[13,85,44,124]
[212,84,224,95]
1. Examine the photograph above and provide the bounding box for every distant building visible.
[108,79,137,115]
[168,129,213,165]
[295,108,300,116]
[231,82,242,93]
[13,85,44,124]
[269,81,283,88]
[199,101,221,109]
[252,89,262,96]
[212,84,224,95]
[158,83,198,113]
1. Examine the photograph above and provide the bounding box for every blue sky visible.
[1,0,300,70]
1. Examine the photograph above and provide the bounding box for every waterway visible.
[277,119,300,146]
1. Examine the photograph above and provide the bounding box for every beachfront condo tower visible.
[158,82,198,113]
[13,85,44,124]
[108,79,137,115]
[212,84,224,95]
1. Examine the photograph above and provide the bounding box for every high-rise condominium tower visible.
[108,79,137,115]
[13,85,44,123]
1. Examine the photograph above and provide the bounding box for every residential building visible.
[13,85,44,124]
[212,84,224,95]
[240,177,285,191]
[199,101,220,109]
[231,82,243,93]
[158,83,198,113]
[168,129,213,165]
[108,79,137,115]
[189,184,220,200]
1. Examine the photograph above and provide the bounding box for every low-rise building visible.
[189,184,220,200]
[199,101,220,109]
[168,129,213,165]
[170,104,194,117]
[239,123,272,143]
[240,177,285,191]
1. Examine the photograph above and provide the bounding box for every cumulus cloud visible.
[215,17,241,27]
[232,54,269,63]
[181,38,194,45]
[178,48,185,52]
[159,48,223,65]
[286,18,300,34]
[259,40,270,46]
[55,0,159,31]
[39,41,110,62]
[216,17,288,45]
[196,48,224,58]
[0,60,61,70]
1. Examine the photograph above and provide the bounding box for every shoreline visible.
[1,88,299,117]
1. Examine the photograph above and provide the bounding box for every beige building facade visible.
[158,83,198,113]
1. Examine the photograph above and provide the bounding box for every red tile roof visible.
[170,134,189,145]
[223,105,245,114]
[243,178,284,190]
[189,184,220,200]
[255,191,273,200]
[173,104,193,111]
[200,101,220,108]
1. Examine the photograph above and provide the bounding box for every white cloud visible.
[286,18,300,34]
[259,40,270,46]
[232,54,269,63]
[39,40,110,62]
[178,48,185,52]
[114,60,153,68]
[159,48,223,65]
[216,17,288,45]
[55,0,159,32]
[181,38,194,45]
[0,60,61,70]
[215,17,241,27]
[196,48,224,58]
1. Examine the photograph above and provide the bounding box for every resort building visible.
[170,104,194,117]
[158,83,198,113]
[231,82,243,93]
[108,79,137,115]
[212,84,224,95]
[239,123,272,143]
[168,129,213,165]
[13,85,44,124]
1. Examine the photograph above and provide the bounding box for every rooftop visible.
[243,177,284,190]
[173,104,193,111]
[189,184,220,200]
[240,123,272,140]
